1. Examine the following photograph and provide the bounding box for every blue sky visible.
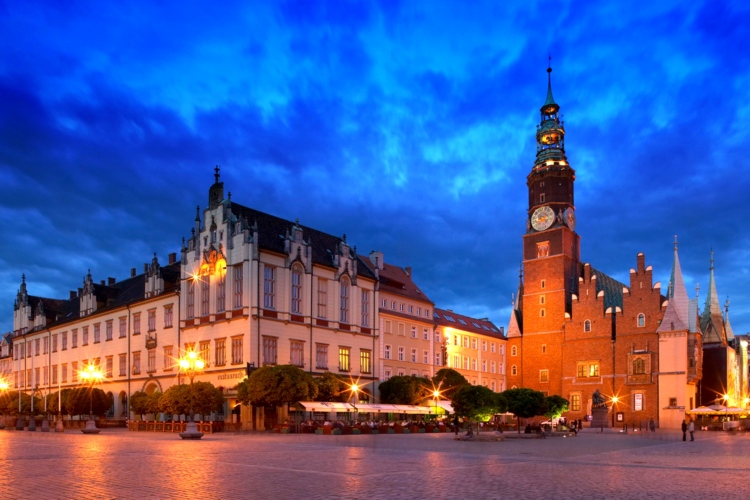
[1,0,749,335]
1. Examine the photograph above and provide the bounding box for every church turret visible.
[208,165,224,209]
[700,251,728,345]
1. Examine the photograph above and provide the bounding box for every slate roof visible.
[588,265,625,310]
[434,308,504,339]
[228,201,376,281]
[358,258,433,305]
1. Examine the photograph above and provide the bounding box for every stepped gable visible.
[587,265,625,310]
[434,308,504,339]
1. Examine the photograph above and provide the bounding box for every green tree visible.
[502,388,548,433]
[63,388,111,417]
[0,391,34,416]
[378,375,430,405]
[190,381,224,416]
[130,391,151,416]
[158,382,223,418]
[159,384,192,416]
[432,368,469,397]
[314,372,348,402]
[544,395,569,420]
[236,365,317,408]
[451,385,507,434]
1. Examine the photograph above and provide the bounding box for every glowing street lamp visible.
[610,395,619,428]
[179,350,205,440]
[0,380,8,430]
[80,364,103,434]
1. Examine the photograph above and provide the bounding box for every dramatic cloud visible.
[1,0,749,334]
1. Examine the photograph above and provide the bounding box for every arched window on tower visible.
[511,345,518,357]
[584,320,591,332]
[637,313,645,327]
[511,365,517,376]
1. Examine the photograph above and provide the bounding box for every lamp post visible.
[0,380,8,430]
[27,384,37,431]
[80,364,103,434]
[611,396,619,428]
[179,350,205,440]
[723,394,730,424]
[349,383,359,424]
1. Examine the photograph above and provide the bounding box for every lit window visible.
[540,369,549,383]
[340,277,350,324]
[339,347,350,372]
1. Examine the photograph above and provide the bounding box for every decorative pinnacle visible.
[674,235,678,251]
[214,165,220,183]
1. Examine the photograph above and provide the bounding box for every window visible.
[399,303,404,312]
[669,397,677,407]
[454,335,459,346]
[540,193,545,203]
[147,349,156,373]
[164,306,173,329]
[540,295,545,304]
[201,276,210,316]
[391,301,396,310]
[291,340,304,367]
[316,344,328,369]
[541,279,546,289]
[491,342,496,353]
[83,326,89,345]
[43,366,48,385]
[637,313,645,327]
[463,337,469,348]
[453,355,460,368]
[339,347,350,371]
[317,278,327,318]
[584,320,591,332]
[423,350,428,364]
[147,310,156,332]
[361,290,370,327]
[384,369,392,380]
[490,361,496,373]
[340,277,349,323]
[106,320,113,340]
[435,352,442,366]
[471,358,477,370]
[200,341,210,365]
[511,365,517,376]
[571,393,581,412]
[511,345,518,357]
[578,361,600,378]
[132,351,141,375]
[360,350,371,374]
[540,369,549,383]
[410,348,417,362]
[411,326,417,338]
[164,346,174,370]
[187,279,195,318]
[133,314,141,335]
[540,308,546,317]
[423,328,429,340]
[215,340,226,366]
[234,265,243,308]
[119,355,126,377]
[589,364,599,377]
[72,329,77,348]
[542,344,547,354]
[216,269,226,312]
[263,336,278,365]
[482,360,487,372]
[398,346,405,361]
[384,320,392,334]
[398,323,405,336]
[51,334,57,353]
[292,265,303,314]
[408,305,413,314]
[104,356,112,378]
[231,336,243,364]
[417,307,422,316]
[381,299,387,308]
[34,339,40,355]
[43,337,48,354]
[384,344,392,360]
[263,265,275,309]
[482,341,487,351]
[119,317,126,338]
[471,338,477,349]
[633,358,646,374]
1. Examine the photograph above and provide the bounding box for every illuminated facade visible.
[434,308,506,391]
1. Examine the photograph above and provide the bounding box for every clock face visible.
[531,206,555,231]
[564,207,576,231]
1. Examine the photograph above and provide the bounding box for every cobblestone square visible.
[0,428,746,499]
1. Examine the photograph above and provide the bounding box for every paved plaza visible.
[0,427,746,499]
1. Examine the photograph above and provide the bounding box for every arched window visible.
[637,313,645,327]
[633,358,646,374]
[511,365,517,376]
[340,277,350,324]
[511,345,518,357]
[584,320,591,332]
[291,265,303,314]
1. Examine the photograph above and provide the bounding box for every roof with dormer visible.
[434,308,504,339]
[358,258,432,304]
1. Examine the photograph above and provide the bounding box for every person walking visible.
[688,419,695,441]
[649,418,655,433]
[681,420,687,441]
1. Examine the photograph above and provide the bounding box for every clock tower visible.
[518,63,580,395]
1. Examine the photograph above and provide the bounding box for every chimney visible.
[69,291,77,300]
[100,280,105,286]
[405,266,412,277]
[108,277,116,285]
[131,268,136,278]
[499,327,505,336]
[369,251,384,270]
[168,252,176,265]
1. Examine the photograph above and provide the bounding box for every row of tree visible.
[129,382,224,418]
[0,388,112,417]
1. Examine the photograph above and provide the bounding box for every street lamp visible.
[80,364,103,434]
[349,383,359,424]
[0,380,8,430]
[611,396,619,428]
[179,350,205,440]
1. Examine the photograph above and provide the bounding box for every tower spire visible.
[701,250,728,344]
[659,236,689,332]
